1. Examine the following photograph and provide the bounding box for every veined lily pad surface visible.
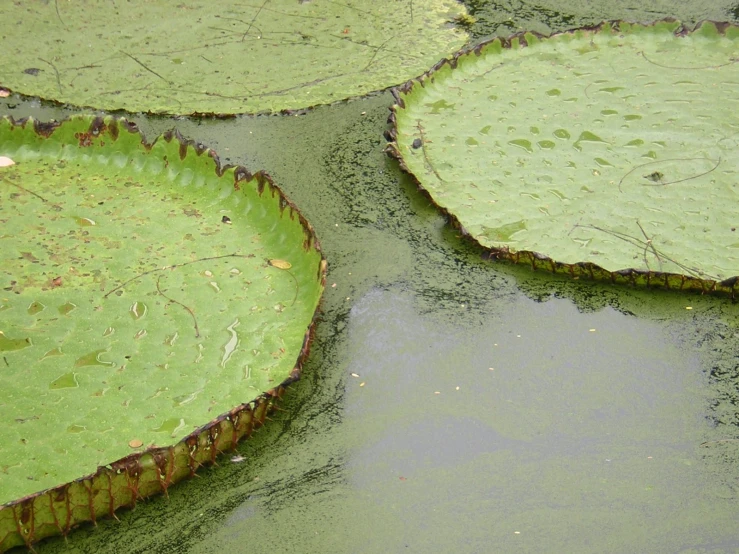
[0,116,324,549]
[389,21,739,293]
[0,0,468,115]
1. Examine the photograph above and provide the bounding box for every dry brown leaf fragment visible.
[269,259,292,270]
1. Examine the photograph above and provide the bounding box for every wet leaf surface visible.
[0,0,468,114]
[390,21,739,287]
[0,116,324,507]
[3,1,739,553]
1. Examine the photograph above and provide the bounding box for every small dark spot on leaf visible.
[412,138,422,149]
[643,171,664,183]
[23,68,41,76]
[222,216,232,224]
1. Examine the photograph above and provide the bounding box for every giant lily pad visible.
[388,21,739,295]
[0,116,325,550]
[0,0,468,115]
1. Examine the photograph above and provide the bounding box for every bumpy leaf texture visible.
[390,21,739,292]
[0,116,324,512]
[0,0,468,114]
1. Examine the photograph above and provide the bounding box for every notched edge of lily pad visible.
[385,19,739,299]
[0,116,327,552]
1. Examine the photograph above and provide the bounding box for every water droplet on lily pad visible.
[27,301,45,315]
[577,131,606,143]
[50,372,78,389]
[58,302,77,315]
[508,139,533,153]
[0,332,32,352]
[173,391,201,407]
[426,99,455,114]
[130,301,147,320]
[221,319,240,368]
[478,220,527,242]
[74,349,115,368]
[40,347,63,361]
[73,216,96,227]
[151,417,187,438]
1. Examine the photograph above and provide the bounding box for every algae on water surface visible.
[2,0,739,552]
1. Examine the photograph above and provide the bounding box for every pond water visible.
[3,1,739,552]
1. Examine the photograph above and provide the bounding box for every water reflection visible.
[337,286,735,552]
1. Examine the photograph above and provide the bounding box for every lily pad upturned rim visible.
[0,115,327,552]
[385,19,739,298]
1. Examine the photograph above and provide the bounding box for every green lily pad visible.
[388,21,739,294]
[0,0,468,115]
[0,116,325,550]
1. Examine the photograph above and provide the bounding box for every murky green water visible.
[3,1,739,552]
